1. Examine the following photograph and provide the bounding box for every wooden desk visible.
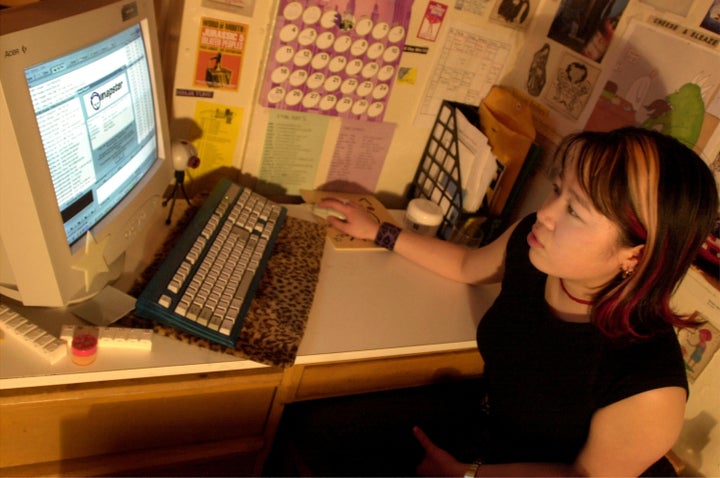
[0,205,499,476]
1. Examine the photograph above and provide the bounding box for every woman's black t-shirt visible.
[476,214,688,464]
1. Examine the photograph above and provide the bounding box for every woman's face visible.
[527,164,638,289]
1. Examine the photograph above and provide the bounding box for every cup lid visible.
[406,199,443,226]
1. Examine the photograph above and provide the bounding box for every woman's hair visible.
[555,127,718,339]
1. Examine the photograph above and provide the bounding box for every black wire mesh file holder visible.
[408,100,540,246]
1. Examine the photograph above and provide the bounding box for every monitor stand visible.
[68,285,136,327]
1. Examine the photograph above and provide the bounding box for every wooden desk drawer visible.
[0,370,281,470]
[289,349,484,402]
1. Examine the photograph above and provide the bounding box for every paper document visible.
[456,112,497,213]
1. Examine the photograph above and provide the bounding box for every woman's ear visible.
[621,244,644,277]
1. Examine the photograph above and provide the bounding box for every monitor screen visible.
[26,24,159,248]
[0,0,173,313]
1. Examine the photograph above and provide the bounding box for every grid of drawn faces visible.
[261,1,410,121]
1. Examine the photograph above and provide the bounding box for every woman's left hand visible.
[413,426,468,477]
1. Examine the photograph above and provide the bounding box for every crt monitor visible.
[0,0,173,320]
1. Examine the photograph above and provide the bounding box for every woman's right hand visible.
[316,197,383,241]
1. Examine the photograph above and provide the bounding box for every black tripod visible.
[163,170,193,225]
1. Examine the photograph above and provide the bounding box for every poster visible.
[417,24,513,122]
[194,17,249,90]
[256,110,329,196]
[640,0,693,18]
[585,20,720,153]
[324,119,396,193]
[547,0,630,63]
[191,101,243,177]
[259,0,413,122]
[417,1,448,42]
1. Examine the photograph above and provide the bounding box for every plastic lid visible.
[406,199,443,226]
[71,334,98,356]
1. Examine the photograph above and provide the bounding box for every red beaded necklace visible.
[559,278,593,306]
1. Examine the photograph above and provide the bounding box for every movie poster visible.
[194,17,249,90]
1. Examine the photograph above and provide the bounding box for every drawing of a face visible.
[567,62,588,83]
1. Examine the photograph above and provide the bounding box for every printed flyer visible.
[194,17,249,90]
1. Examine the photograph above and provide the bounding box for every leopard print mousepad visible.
[119,209,326,368]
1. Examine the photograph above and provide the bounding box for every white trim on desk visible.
[294,340,480,365]
[0,333,268,390]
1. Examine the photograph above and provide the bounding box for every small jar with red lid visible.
[71,333,98,366]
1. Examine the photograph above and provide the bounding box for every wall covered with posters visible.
[162,0,719,207]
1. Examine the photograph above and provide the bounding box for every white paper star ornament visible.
[71,230,110,292]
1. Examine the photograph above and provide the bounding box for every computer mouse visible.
[311,205,347,221]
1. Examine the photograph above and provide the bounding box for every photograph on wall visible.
[547,0,630,63]
[543,53,599,120]
[584,20,720,154]
[677,314,720,383]
[489,0,537,30]
[259,0,413,122]
[194,17,249,90]
[701,0,720,35]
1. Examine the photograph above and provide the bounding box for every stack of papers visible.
[456,111,499,213]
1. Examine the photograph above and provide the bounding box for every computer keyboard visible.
[0,303,67,364]
[136,178,287,348]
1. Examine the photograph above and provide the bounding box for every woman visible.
[317,127,718,476]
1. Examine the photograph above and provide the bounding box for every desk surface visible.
[0,204,499,389]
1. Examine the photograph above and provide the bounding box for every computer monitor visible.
[0,0,173,322]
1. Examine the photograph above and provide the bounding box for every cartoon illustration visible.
[625,69,657,113]
[527,43,550,96]
[677,317,720,382]
[549,60,593,118]
[584,81,635,131]
[685,328,713,372]
[583,19,719,150]
[641,82,705,148]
